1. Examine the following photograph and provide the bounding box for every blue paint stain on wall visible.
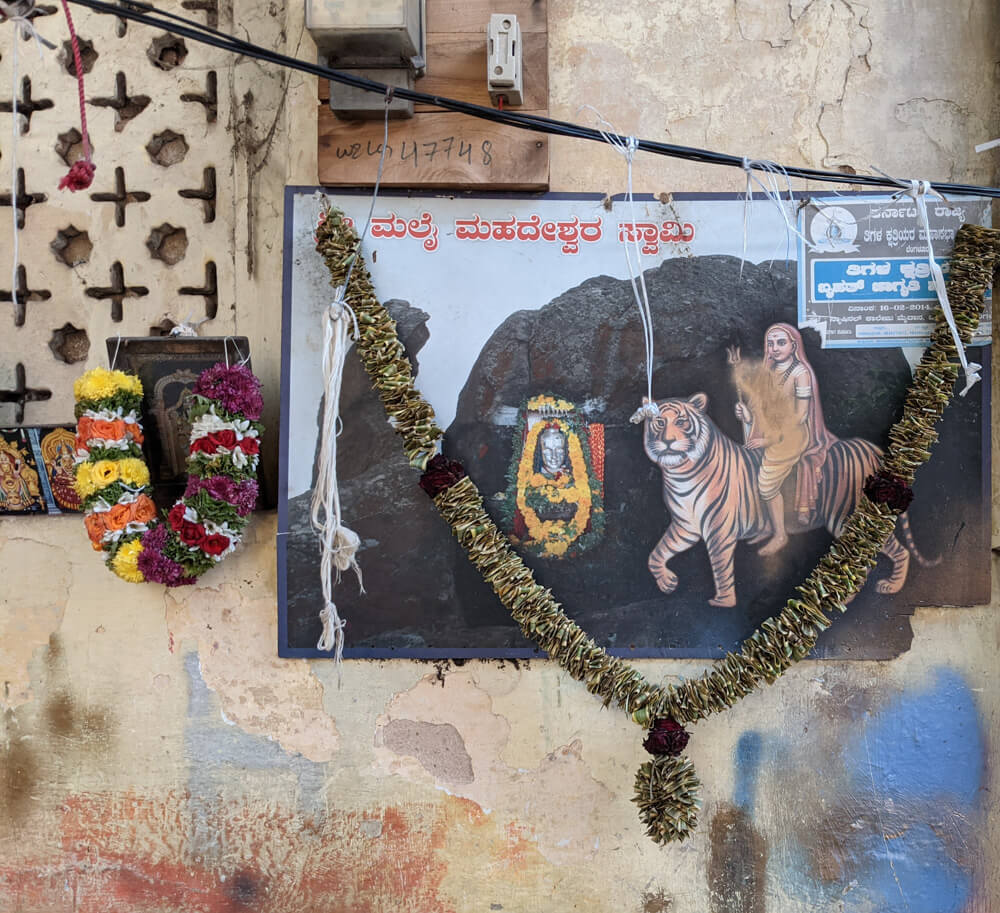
[835,667,984,913]
[183,651,327,858]
[733,730,762,814]
[844,823,973,913]
[846,666,984,807]
[764,667,985,913]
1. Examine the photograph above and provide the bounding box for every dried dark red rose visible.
[643,718,690,757]
[863,470,913,512]
[419,454,467,498]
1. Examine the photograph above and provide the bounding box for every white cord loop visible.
[580,107,656,421]
[740,157,815,276]
[311,91,392,671]
[880,175,981,396]
[0,0,57,50]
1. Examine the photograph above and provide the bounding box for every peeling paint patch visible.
[376,675,614,865]
[0,539,71,708]
[382,719,474,785]
[0,789,493,913]
[641,889,672,913]
[166,584,339,762]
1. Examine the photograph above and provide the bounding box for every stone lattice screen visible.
[0,2,236,425]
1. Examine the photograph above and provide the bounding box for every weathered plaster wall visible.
[1,1,998,911]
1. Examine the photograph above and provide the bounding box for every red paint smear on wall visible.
[0,790,490,913]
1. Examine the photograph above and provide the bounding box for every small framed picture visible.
[107,336,252,508]
[0,426,81,515]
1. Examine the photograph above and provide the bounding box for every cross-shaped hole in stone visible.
[0,168,48,230]
[180,70,217,123]
[0,363,52,423]
[0,77,54,135]
[90,71,151,132]
[0,264,52,327]
[86,261,149,322]
[89,166,150,228]
[181,0,218,27]
[178,166,216,223]
[179,260,218,319]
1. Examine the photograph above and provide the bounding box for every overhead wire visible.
[66,0,1000,199]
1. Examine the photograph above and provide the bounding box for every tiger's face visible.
[643,394,710,470]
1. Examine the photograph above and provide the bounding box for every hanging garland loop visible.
[315,205,1000,844]
[74,362,263,585]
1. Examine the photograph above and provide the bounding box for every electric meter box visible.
[306,0,426,118]
[306,0,424,67]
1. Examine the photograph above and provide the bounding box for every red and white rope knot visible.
[56,0,96,190]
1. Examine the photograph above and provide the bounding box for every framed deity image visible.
[278,189,991,660]
[107,336,252,509]
[0,426,81,515]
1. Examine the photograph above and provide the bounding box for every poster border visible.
[276,187,990,660]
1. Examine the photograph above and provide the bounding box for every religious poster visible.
[0,426,81,515]
[279,189,991,660]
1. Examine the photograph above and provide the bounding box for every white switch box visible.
[487,14,523,106]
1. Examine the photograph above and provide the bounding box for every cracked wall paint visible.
[0,536,71,706]
[165,531,340,763]
[547,0,997,193]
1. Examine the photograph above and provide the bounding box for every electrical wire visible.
[69,0,1000,199]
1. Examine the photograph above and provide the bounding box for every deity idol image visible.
[0,438,42,512]
[503,395,606,559]
[41,427,82,511]
[732,322,833,554]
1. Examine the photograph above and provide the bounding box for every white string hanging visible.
[578,108,658,424]
[2,1,49,320]
[873,174,981,396]
[740,157,816,276]
[311,90,392,671]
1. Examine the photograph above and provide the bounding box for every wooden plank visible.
[427,0,546,33]
[317,0,548,189]
[318,31,548,111]
[318,108,548,189]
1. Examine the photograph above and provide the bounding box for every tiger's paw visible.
[876,579,903,595]
[709,593,736,608]
[653,570,678,594]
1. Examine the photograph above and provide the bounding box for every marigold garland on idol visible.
[314,204,999,845]
[74,362,263,585]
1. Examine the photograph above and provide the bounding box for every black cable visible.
[70,0,1000,199]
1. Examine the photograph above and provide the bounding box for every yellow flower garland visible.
[515,418,593,557]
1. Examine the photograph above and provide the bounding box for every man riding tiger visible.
[637,324,935,607]
[731,322,833,555]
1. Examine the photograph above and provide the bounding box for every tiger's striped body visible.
[642,394,923,607]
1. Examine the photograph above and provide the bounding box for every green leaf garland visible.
[315,204,1000,844]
